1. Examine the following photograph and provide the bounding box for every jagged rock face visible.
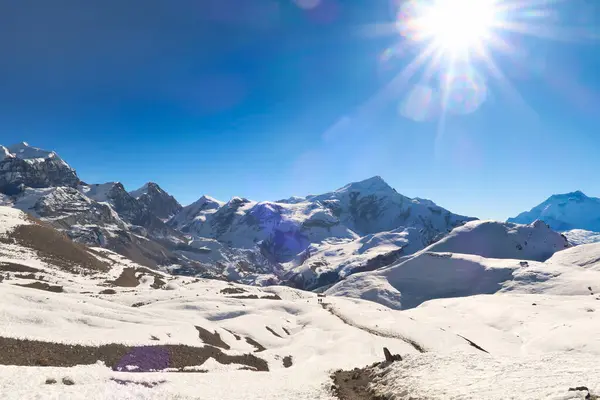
[83,182,180,240]
[168,195,223,232]
[132,182,183,220]
[32,187,125,230]
[0,143,80,195]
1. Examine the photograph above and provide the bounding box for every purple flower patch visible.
[114,346,170,372]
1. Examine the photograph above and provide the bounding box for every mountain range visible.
[0,142,477,289]
[2,141,600,290]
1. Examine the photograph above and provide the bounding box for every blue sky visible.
[1,0,599,220]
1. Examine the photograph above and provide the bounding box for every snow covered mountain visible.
[508,190,600,232]
[0,143,196,270]
[171,176,475,287]
[326,220,570,309]
[0,142,477,287]
[130,182,182,220]
[0,142,80,194]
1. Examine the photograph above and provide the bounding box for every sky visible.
[0,0,599,220]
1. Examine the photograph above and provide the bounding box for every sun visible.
[419,0,499,55]
[399,0,502,58]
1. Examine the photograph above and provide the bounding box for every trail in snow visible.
[320,303,427,353]
[322,302,490,356]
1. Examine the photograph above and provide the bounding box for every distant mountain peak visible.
[6,142,62,162]
[550,190,588,200]
[0,142,79,193]
[128,182,181,220]
[130,182,166,199]
[508,190,600,232]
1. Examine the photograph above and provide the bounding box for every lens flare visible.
[367,0,598,123]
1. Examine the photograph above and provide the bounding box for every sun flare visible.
[399,0,502,58]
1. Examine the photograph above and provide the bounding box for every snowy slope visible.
[168,195,224,231]
[508,190,600,232]
[546,241,600,271]
[326,221,573,309]
[426,219,568,261]
[283,228,422,290]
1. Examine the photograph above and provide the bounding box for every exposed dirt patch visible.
[169,344,268,372]
[220,287,247,295]
[0,336,268,372]
[1,221,109,273]
[230,294,259,300]
[16,282,63,293]
[151,276,166,289]
[109,267,166,288]
[224,329,241,341]
[110,378,166,388]
[195,326,230,350]
[15,273,38,280]
[260,294,282,300]
[245,337,266,353]
[109,268,139,287]
[283,356,293,368]
[331,364,388,400]
[282,327,291,336]
[0,262,41,273]
[99,289,117,295]
[265,326,282,338]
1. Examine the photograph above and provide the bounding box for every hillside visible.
[326,220,574,309]
[1,205,599,399]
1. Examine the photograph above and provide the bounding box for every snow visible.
[169,195,224,230]
[5,142,70,167]
[0,145,12,162]
[371,352,599,400]
[80,182,119,203]
[563,229,600,245]
[426,220,568,261]
[129,183,150,200]
[547,242,600,271]
[326,220,573,309]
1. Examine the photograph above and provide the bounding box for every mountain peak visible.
[6,142,60,161]
[337,176,395,194]
[509,190,600,232]
[128,182,182,220]
[130,182,165,199]
[553,190,588,199]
